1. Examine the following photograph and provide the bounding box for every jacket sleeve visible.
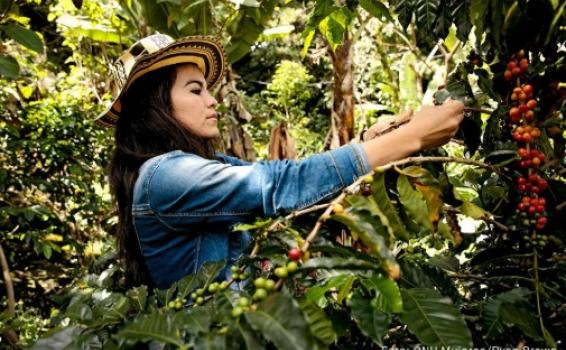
[215,153,253,166]
[145,144,371,229]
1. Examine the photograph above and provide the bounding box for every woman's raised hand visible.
[361,99,465,168]
[405,99,465,151]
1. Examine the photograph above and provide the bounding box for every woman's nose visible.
[206,91,218,108]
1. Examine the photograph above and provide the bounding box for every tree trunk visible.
[1,243,21,348]
[327,31,355,149]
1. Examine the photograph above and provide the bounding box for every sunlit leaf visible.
[459,201,490,219]
[361,276,403,313]
[397,175,433,231]
[301,257,377,270]
[56,14,122,43]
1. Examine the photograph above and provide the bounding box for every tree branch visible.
[0,242,21,348]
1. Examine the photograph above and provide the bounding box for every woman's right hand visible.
[361,99,465,168]
[404,99,465,151]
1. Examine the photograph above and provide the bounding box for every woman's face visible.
[170,64,219,138]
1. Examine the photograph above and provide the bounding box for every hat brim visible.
[95,35,226,128]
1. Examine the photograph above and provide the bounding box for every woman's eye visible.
[191,89,202,95]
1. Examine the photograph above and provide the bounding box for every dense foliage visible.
[1,0,565,349]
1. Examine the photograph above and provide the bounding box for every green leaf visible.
[194,331,226,350]
[360,276,403,313]
[450,0,471,41]
[56,15,122,43]
[1,23,44,53]
[397,175,433,231]
[179,305,212,334]
[117,313,184,346]
[0,55,20,78]
[126,285,148,312]
[332,201,394,261]
[304,0,339,32]
[192,1,212,34]
[389,0,414,30]
[30,326,83,350]
[482,288,542,340]
[176,260,225,300]
[232,218,273,231]
[470,0,490,46]
[401,288,472,347]
[301,29,315,57]
[65,302,93,323]
[475,68,499,100]
[229,322,263,350]
[545,0,566,45]
[350,288,391,345]
[226,1,277,63]
[360,0,393,21]
[459,201,490,219]
[318,11,346,50]
[301,257,377,270]
[483,107,504,148]
[371,173,410,241]
[414,183,442,227]
[399,52,419,105]
[414,0,440,35]
[306,274,357,308]
[427,255,459,272]
[245,291,317,350]
[298,298,337,346]
[91,293,130,324]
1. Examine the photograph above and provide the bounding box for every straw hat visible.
[96,34,226,127]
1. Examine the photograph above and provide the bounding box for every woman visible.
[99,34,464,289]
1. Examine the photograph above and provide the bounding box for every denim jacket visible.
[132,144,371,289]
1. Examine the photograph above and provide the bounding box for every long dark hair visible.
[108,64,217,287]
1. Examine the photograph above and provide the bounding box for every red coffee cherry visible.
[288,248,301,261]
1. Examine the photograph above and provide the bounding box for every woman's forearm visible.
[362,125,421,168]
